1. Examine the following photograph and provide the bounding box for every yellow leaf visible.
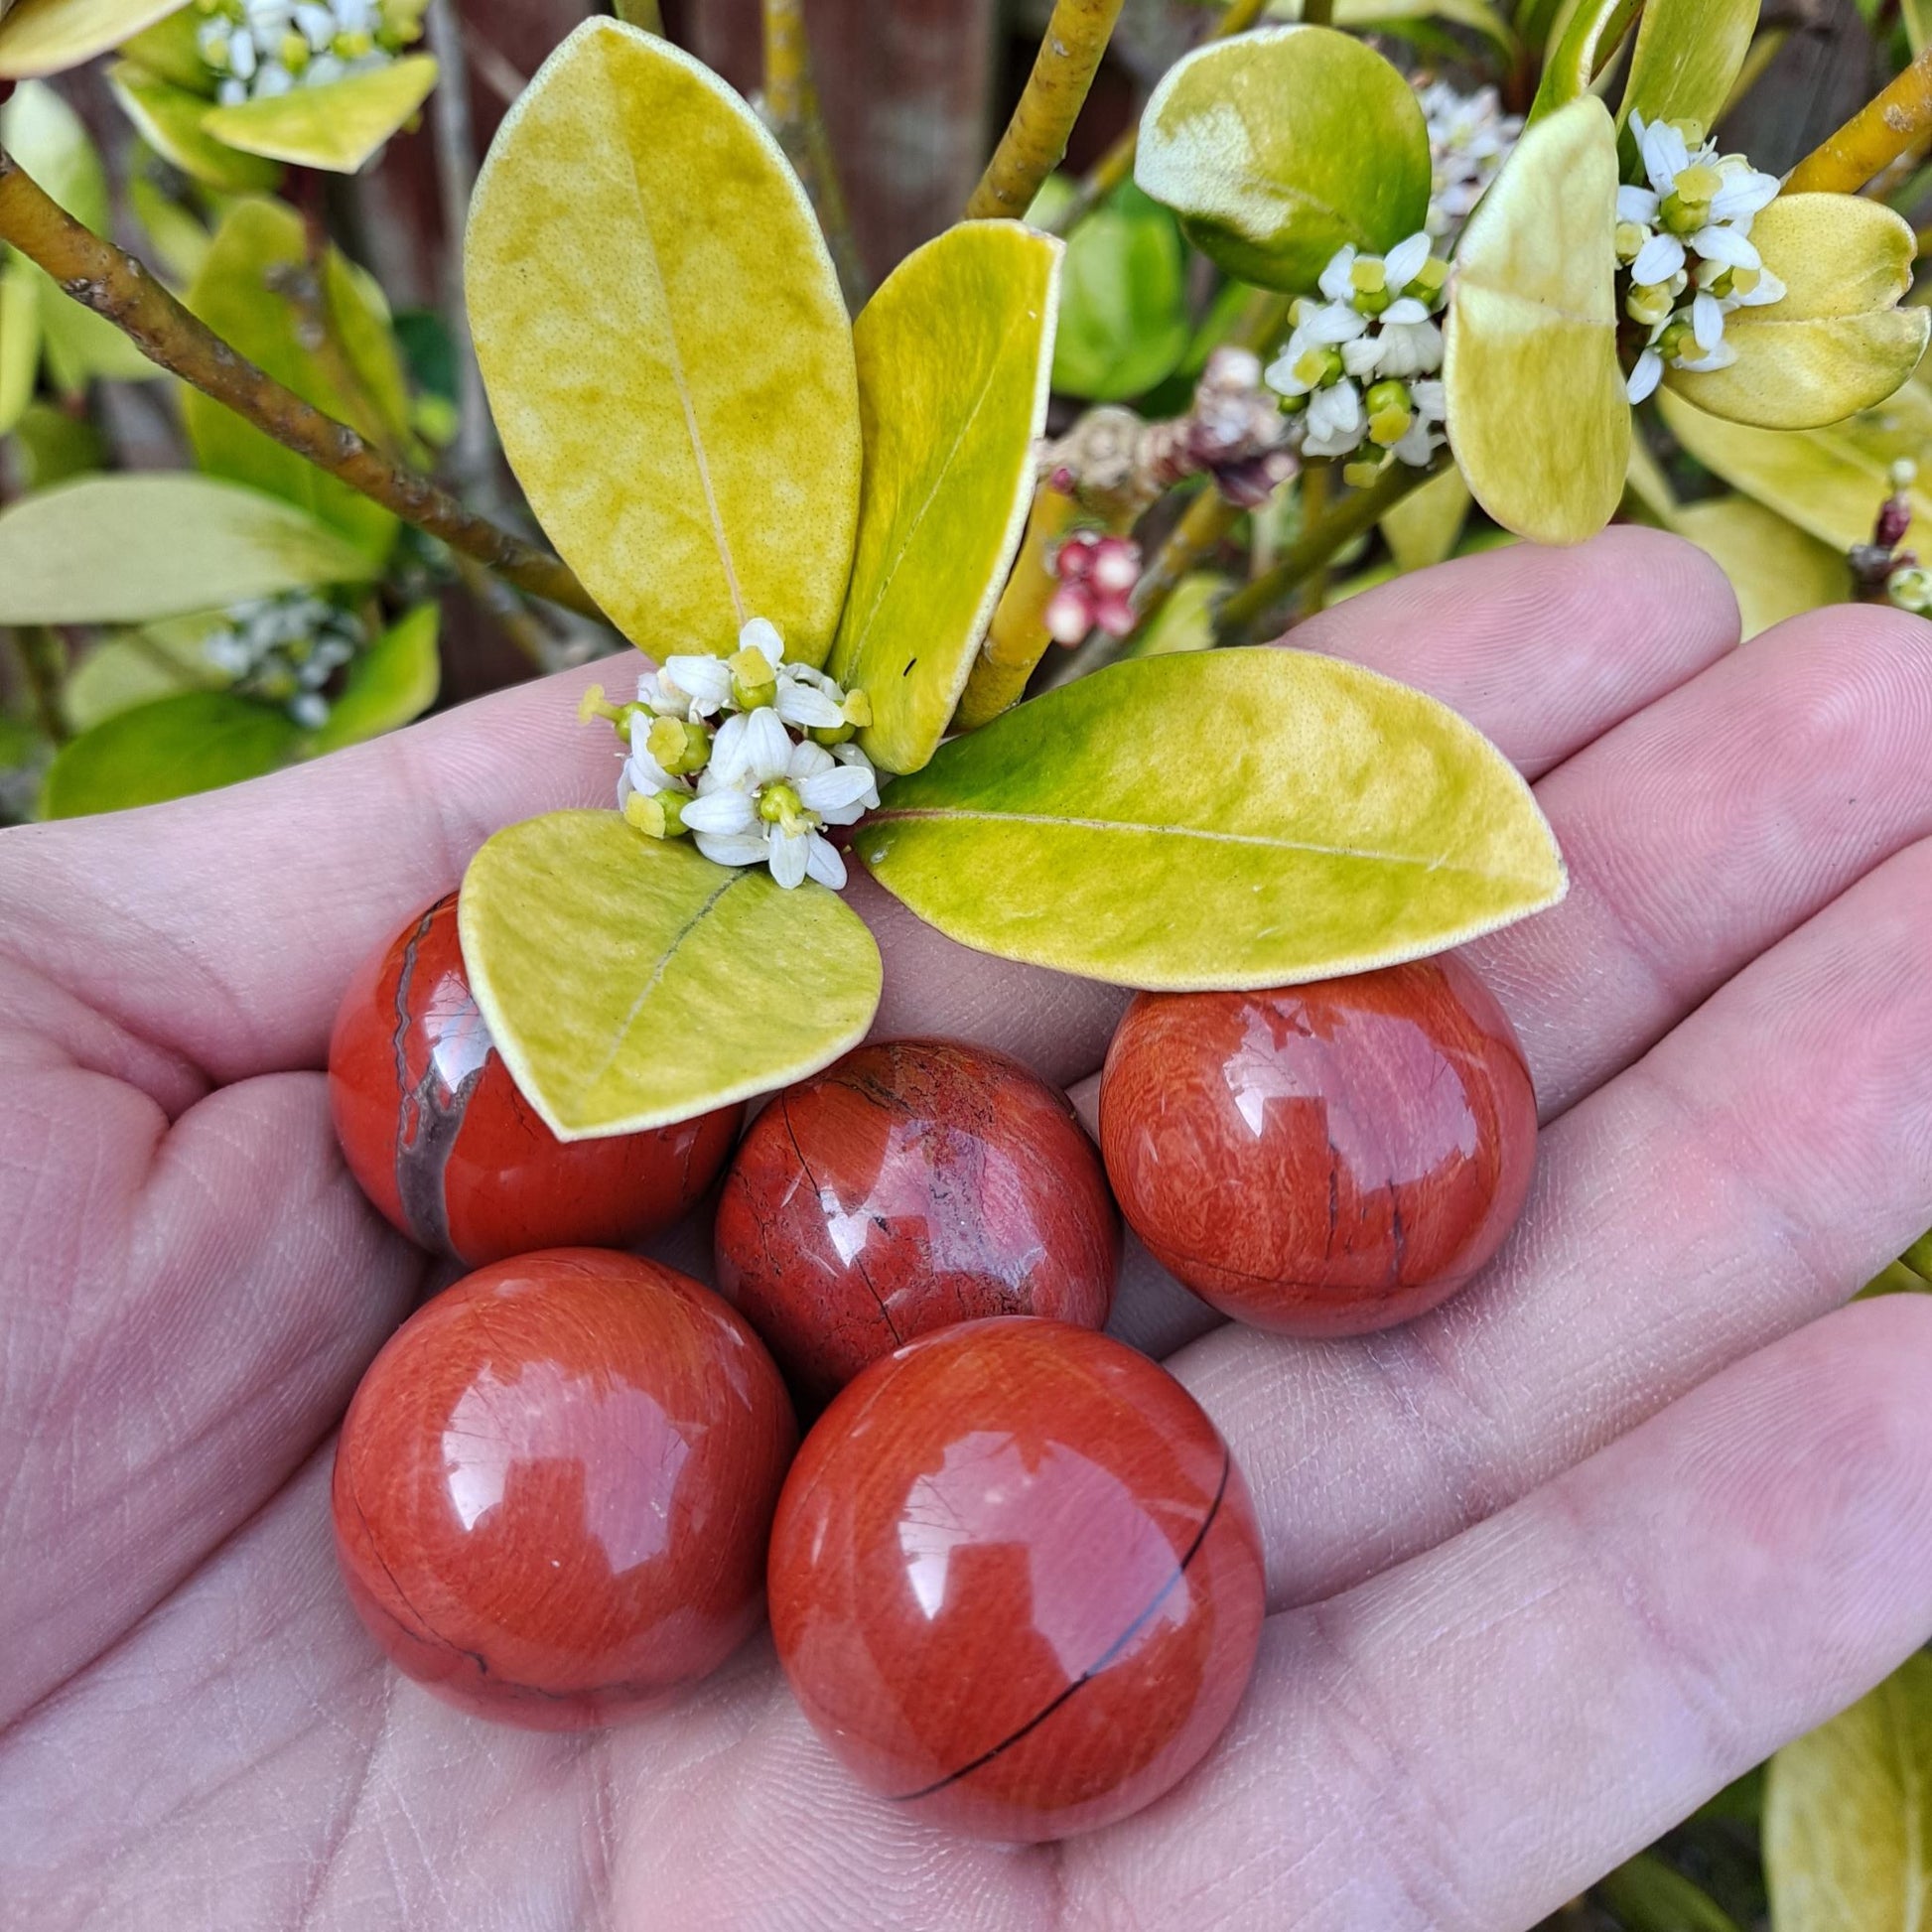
[1675,497,1850,637]
[466,20,861,664]
[1381,463,1472,571]
[1671,197,1930,432]
[459,811,882,1139]
[1445,96,1629,544]
[825,221,1058,776]
[0,0,184,78]
[1765,1653,1932,1932]
[109,66,282,192]
[202,57,437,174]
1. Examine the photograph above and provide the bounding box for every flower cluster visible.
[1417,78,1521,242]
[194,0,425,105]
[1263,234,1449,482]
[1044,530,1141,644]
[202,591,364,729]
[583,618,879,892]
[1617,113,1784,405]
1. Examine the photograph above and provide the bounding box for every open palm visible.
[4,530,1931,1932]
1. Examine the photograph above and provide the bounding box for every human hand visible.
[3,528,1930,1931]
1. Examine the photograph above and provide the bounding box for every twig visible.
[423,0,495,496]
[1035,0,1271,236]
[612,0,664,31]
[762,0,867,307]
[1301,0,1334,23]
[1133,487,1239,633]
[0,144,603,621]
[16,626,68,745]
[1299,460,1330,616]
[966,0,1126,220]
[465,25,529,107]
[1786,48,1932,193]
[1216,456,1444,641]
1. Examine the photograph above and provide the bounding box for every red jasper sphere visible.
[714,1038,1120,1408]
[767,1317,1265,1840]
[1098,958,1537,1338]
[332,1248,797,1729]
[329,894,740,1265]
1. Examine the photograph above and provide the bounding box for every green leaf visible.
[458,810,883,1139]
[202,56,437,174]
[311,602,440,751]
[1668,197,1930,432]
[859,647,1565,989]
[1618,0,1758,134]
[1529,0,1639,122]
[109,67,283,193]
[0,251,40,435]
[466,20,861,664]
[1675,497,1850,638]
[1134,26,1433,293]
[39,689,302,817]
[1381,463,1472,571]
[1907,1231,1932,1276]
[1592,1852,1743,1932]
[1034,178,1190,401]
[0,0,186,77]
[1765,1653,1932,1932]
[1273,0,1518,56]
[114,2,204,86]
[184,197,406,556]
[1445,96,1629,544]
[1,83,157,388]
[1124,569,1229,656]
[823,220,1057,776]
[11,394,101,486]
[0,475,380,624]
[63,620,220,731]
[1656,386,1932,554]
[126,150,216,282]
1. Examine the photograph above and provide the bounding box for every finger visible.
[1072,1297,1932,1932]
[0,530,1735,1086]
[1179,831,1932,1610]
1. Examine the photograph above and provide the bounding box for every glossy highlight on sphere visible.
[329,894,741,1265]
[333,1249,797,1729]
[714,1037,1120,1408]
[768,1318,1265,1840]
[1099,958,1537,1337]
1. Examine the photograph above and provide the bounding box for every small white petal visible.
[739,616,786,665]
[1709,171,1779,222]
[708,710,752,784]
[623,741,677,794]
[1739,268,1785,307]
[681,789,759,835]
[662,653,733,710]
[694,829,770,869]
[1625,348,1664,404]
[1340,336,1384,378]
[1692,290,1725,350]
[803,835,847,890]
[1306,302,1367,345]
[797,765,876,817]
[1383,232,1432,289]
[1676,339,1737,372]
[1691,224,1759,270]
[1375,319,1443,379]
[773,676,845,729]
[1631,231,1686,284]
[1392,417,1442,467]
[786,739,836,780]
[1408,377,1447,420]
[1317,246,1358,302]
[767,827,810,890]
[1380,297,1430,326]
[742,706,793,784]
[1617,185,1660,223]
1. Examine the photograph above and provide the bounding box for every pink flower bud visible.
[1055,533,1097,582]
[1090,538,1140,595]
[1044,587,1092,644]
[1092,592,1137,638]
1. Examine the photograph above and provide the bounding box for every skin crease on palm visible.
[1,530,1931,1932]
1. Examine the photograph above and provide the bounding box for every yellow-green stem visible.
[1036,0,1271,236]
[1134,488,1240,636]
[1787,48,1932,193]
[0,145,603,621]
[966,0,1126,219]
[1301,0,1334,23]
[1216,457,1443,640]
[762,0,866,305]
[1298,462,1329,616]
[612,0,663,31]
[954,487,1091,728]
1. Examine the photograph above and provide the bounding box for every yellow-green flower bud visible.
[1625,281,1674,328]
[1614,220,1649,263]
[1341,456,1387,489]
[758,780,806,832]
[1292,345,1342,391]
[1365,375,1414,447]
[1410,256,1449,302]
[646,716,712,776]
[280,30,309,69]
[1349,257,1387,297]
[729,643,777,710]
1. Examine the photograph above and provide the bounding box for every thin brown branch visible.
[1786,48,1932,193]
[1035,0,1270,236]
[966,0,1126,220]
[0,145,603,621]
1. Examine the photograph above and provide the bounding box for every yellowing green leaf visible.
[40,689,302,817]
[467,20,860,664]
[0,253,40,435]
[459,810,882,1139]
[1592,1854,1742,1932]
[1624,431,1682,528]
[1135,27,1432,293]
[1445,95,1628,544]
[0,0,185,77]
[0,475,380,624]
[859,647,1565,989]
[312,602,440,751]
[1657,386,1932,553]
[1530,0,1638,121]
[1675,497,1850,637]
[202,56,437,173]
[1670,197,1929,431]
[109,67,283,193]
[63,620,219,731]
[1381,462,1472,571]
[823,221,1057,776]
[184,198,405,556]
[1270,0,1518,59]
[1765,1654,1932,1932]
[1619,0,1758,135]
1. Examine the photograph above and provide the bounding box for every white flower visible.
[1418,79,1521,238]
[1317,246,1358,303]
[773,662,847,731]
[685,716,871,890]
[198,0,417,98]
[1303,379,1364,457]
[1626,347,1664,404]
[657,653,734,717]
[1375,307,1443,379]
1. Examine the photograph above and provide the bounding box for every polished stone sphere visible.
[767,1317,1265,1840]
[333,1249,797,1728]
[1098,958,1536,1337]
[713,1037,1119,1408]
[329,894,740,1265]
